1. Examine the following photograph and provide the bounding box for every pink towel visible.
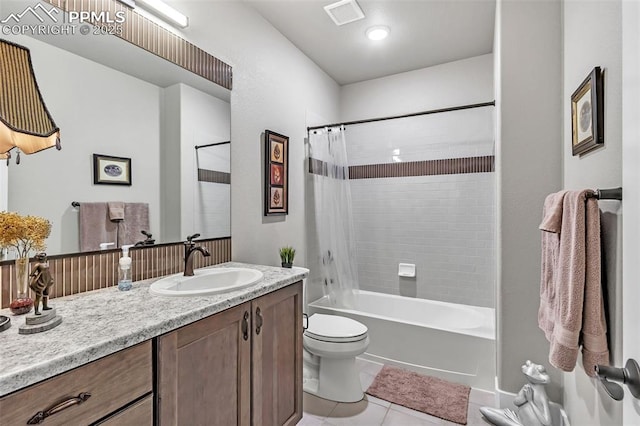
[539,190,610,376]
[119,203,150,247]
[79,202,117,252]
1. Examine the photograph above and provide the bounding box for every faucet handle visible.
[186,233,201,243]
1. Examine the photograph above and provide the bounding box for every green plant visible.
[279,246,296,264]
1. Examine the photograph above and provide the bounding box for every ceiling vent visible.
[324,0,365,26]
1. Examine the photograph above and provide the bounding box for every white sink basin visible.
[149,267,264,297]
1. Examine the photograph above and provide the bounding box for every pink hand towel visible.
[108,201,125,221]
[119,203,150,247]
[539,190,609,376]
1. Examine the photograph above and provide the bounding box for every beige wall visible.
[497,1,625,423]
[173,2,341,268]
[340,54,494,121]
[562,0,623,424]
[5,34,161,255]
[495,0,563,402]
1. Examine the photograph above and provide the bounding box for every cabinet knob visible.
[255,307,263,335]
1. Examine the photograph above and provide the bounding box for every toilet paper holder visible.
[595,358,640,401]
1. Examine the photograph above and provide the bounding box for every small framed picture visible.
[264,130,288,215]
[93,154,131,185]
[571,67,604,156]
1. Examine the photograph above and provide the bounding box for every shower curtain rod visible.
[307,101,495,132]
[195,141,230,150]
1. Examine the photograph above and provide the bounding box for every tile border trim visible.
[309,155,495,179]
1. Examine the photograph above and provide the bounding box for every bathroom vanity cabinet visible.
[0,265,305,426]
[0,341,153,426]
[156,281,303,426]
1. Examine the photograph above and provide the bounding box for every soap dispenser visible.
[118,245,134,291]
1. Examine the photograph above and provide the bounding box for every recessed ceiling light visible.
[366,26,389,41]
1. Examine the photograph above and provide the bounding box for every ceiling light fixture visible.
[135,0,189,28]
[366,26,389,41]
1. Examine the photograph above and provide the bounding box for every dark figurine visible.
[29,253,54,315]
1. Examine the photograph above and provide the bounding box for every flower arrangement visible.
[0,211,51,258]
[279,246,296,268]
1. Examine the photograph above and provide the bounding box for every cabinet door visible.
[251,281,303,426]
[157,302,251,426]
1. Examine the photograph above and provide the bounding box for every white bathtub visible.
[308,290,496,391]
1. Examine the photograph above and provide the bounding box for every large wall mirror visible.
[0,1,231,257]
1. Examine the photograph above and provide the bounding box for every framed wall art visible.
[93,154,132,185]
[264,130,288,215]
[571,66,604,156]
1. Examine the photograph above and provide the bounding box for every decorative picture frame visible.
[571,67,604,156]
[264,130,288,215]
[93,154,132,185]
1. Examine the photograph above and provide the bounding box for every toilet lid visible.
[305,313,368,343]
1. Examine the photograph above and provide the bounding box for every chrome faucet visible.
[183,233,211,276]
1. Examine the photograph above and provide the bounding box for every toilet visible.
[303,313,370,403]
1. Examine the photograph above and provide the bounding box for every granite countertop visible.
[0,262,308,397]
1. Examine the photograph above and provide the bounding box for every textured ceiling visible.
[245,0,496,85]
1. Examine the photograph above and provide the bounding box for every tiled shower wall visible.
[346,107,496,308]
[0,238,231,309]
[195,143,231,238]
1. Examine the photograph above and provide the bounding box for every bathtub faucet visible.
[183,233,211,276]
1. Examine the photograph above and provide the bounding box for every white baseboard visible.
[494,377,517,408]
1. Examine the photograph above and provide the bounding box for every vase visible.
[9,257,33,315]
[281,262,293,268]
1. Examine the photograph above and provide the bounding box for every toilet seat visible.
[305,313,368,343]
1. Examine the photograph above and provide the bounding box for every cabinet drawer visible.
[96,395,153,426]
[0,341,152,426]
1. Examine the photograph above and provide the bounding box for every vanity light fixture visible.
[366,26,390,41]
[0,40,61,165]
[135,0,189,28]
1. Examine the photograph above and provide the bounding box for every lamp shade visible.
[0,39,60,159]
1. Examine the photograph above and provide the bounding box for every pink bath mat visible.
[366,365,471,425]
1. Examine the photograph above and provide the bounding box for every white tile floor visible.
[299,358,495,426]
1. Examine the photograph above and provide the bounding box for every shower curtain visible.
[308,127,359,308]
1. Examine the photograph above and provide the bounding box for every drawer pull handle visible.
[255,307,263,335]
[242,311,249,341]
[27,392,92,424]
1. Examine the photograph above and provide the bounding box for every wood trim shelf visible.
[0,238,232,309]
[43,0,232,90]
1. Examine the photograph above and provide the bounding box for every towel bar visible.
[586,187,622,201]
[595,358,640,400]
